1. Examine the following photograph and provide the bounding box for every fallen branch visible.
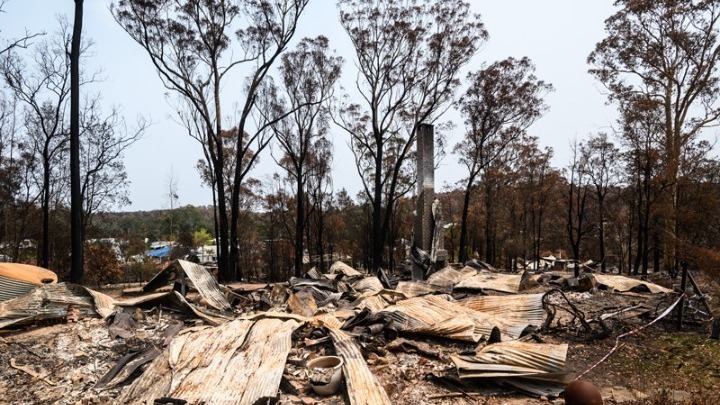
[542,289,592,333]
[9,358,56,386]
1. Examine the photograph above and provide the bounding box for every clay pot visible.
[564,380,603,405]
[306,355,344,396]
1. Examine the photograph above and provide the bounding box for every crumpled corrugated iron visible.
[0,263,58,302]
[329,328,392,405]
[142,260,232,312]
[455,270,523,294]
[379,294,515,342]
[329,261,362,277]
[451,340,571,384]
[0,283,115,329]
[593,274,672,294]
[117,317,301,404]
[395,281,452,297]
[426,266,477,289]
[458,293,545,337]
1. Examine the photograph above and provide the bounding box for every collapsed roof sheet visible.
[117,318,301,404]
[379,295,520,342]
[0,283,115,329]
[329,261,362,277]
[458,293,545,335]
[593,274,672,294]
[455,271,523,294]
[142,259,231,312]
[395,281,452,297]
[329,328,392,405]
[426,266,477,289]
[0,263,58,302]
[451,340,571,384]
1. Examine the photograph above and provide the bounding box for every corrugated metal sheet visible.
[593,274,672,294]
[455,271,522,293]
[329,328,392,405]
[114,292,172,307]
[173,291,231,326]
[395,281,452,297]
[329,261,362,276]
[83,287,116,318]
[287,290,317,317]
[379,295,516,342]
[175,260,232,312]
[0,275,37,302]
[458,293,545,336]
[426,266,477,289]
[451,340,571,384]
[0,283,108,329]
[313,312,344,329]
[352,276,384,294]
[353,294,391,312]
[142,260,232,312]
[118,318,301,404]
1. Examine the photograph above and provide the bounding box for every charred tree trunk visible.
[372,142,384,274]
[69,0,84,283]
[458,178,475,264]
[294,172,304,278]
[40,156,50,269]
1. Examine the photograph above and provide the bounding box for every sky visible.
[0,0,619,212]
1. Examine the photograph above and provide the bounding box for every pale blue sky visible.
[1,0,618,211]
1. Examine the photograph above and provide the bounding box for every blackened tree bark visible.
[70,0,83,282]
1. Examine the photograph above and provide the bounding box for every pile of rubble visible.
[0,260,684,404]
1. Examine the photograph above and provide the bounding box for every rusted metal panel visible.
[329,261,362,277]
[329,328,392,405]
[593,274,672,294]
[0,276,37,302]
[352,294,391,313]
[174,260,232,312]
[83,286,116,318]
[352,276,384,294]
[118,318,301,404]
[287,290,317,317]
[451,340,571,383]
[225,282,270,292]
[142,260,232,312]
[458,293,544,337]
[379,295,516,342]
[173,291,231,326]
[0,283,114,329]
[0,263,58,302]
[426,266,477,289]
[395,281,452,297]
[455,271,523,293]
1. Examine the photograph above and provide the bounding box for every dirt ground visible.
[1,271,718,405]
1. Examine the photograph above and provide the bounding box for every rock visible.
[600,386,646,403]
